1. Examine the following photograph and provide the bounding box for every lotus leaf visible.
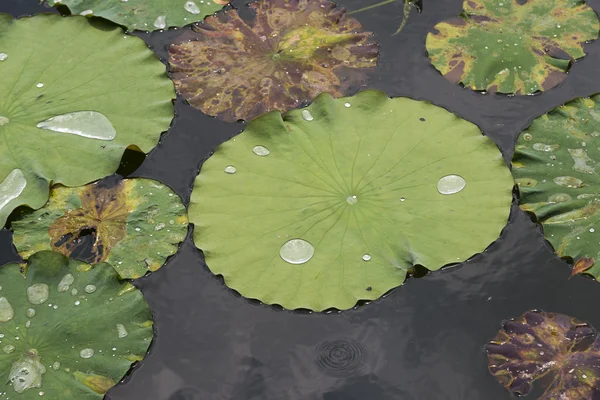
[12,176,188,279]
[47,0,227,31]
[0,14,174,229]
[512,95,600,279]
[426,0,599,94]
[189,90,513,311]
[487,310,600,398]
[0,251,153,399]
[168,0,378,122]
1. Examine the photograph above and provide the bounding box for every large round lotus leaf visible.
[168,0,378,123]
[425,0,599,95]
[12,176,188,279]
[0,251,153,399]
[0,14,174,229]
[487,310,600,398]
[189,90,513,311]
[46,0,227,31]
[512,95,600,279]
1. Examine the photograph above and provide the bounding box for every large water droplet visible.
[554,176,583,188]
[344,102,351,108]
[184,1,201,14]
[9,357,46,393]
[3,345,15,354]
[0,169,27,213]
[37,111,116,141]
[80,348,94,359]
[0,297,14,322]
[36,83,44,88]
[51,362,60,371]
[154,15,167,29]
[437,175,467,195]
[57,274,74,292]
[80,9,93,15]
[362,254,371,261]
[27,284,49,305]
[252,145,270,156]
[116,324,129,338]
[302,109,314,121]
[0,53,7,61]
[280,239,315,265]
[26,308,36,318]
[84,285,97,294]
[346,195,358,205]
[0,116,9,125]
[224,165,237,174]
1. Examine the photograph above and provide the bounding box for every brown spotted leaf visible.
[570,257,595,279]
[12,176,188,279]
[426,0,599,94]
[168,0,378,122]
[487,310,600,398]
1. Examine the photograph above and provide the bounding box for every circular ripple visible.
[314,339,366,378]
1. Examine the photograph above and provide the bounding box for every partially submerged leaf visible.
[189,90,513,311]
[168,0,378,122]
[12,176,188,279]
[487,310,600,398]
[513,95,600,280]
[426,0,599,94]
[46,0,226,31]
[0,14,174,228]
[570,257,595,279]
[0,251,153,399]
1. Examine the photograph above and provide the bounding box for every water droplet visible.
[556,24,561,28]
[280,238,315,265]
[437,175,467,195]
[36,83,44,88]
[154,15,166,29]
[224,165,237,174]
[0,52,7,61]
[0,116,8,126]
[79,348,94,359]
[37,111,117,141]
[25,320,31,328]
[26,308,35,318]
[344,102,351,108]
[184,1,201,14]
[533,143,558,152]
[27,284,49,305]
[71,288,78,296]
[400,197,405,202]
[0,297,14,322]
[9,357,46,393]
[301,109,314,121]
[0,169,27,213]
[583,373,588,378]
[116,324,129,338]
[3,344,15,354]
[57,273,74,292]
[362,254,371,261]
[155,223,166,231]
[51,362,60,371]
[74,300,81,306]
[80,9,93,15]
[252,145,270,156]
[346,195,358,205]
[523,133,532,141]
[591,228,595,233]
[84,285,97,294]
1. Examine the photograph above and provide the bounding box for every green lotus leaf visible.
[0,251,153,399]
[512,95,600,279]
[487,310,600,398]
[0,14,174,229]
[168,0,378,122]
[47,0,227,31]
[425,0,599,94]
[189,90,513,311]
[11,176,188,279]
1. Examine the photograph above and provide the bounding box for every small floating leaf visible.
[46,0,226,31]
[12,176,188,279]
[0,251,153,399]
[513,95,600,281]
[0,14,174,228]
[487,310,600,398]
[570,257,595,279]
[426,0,599,94]
[168,0,378,122]
[189,90,513,311]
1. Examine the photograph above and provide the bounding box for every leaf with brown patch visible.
[12,176,188,279]
[570,257,595,279]
[168,0,378,122]
[426,0,599,94]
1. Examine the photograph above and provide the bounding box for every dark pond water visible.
[3,0,600,398]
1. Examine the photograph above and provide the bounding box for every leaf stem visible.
[348,0,399,15]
